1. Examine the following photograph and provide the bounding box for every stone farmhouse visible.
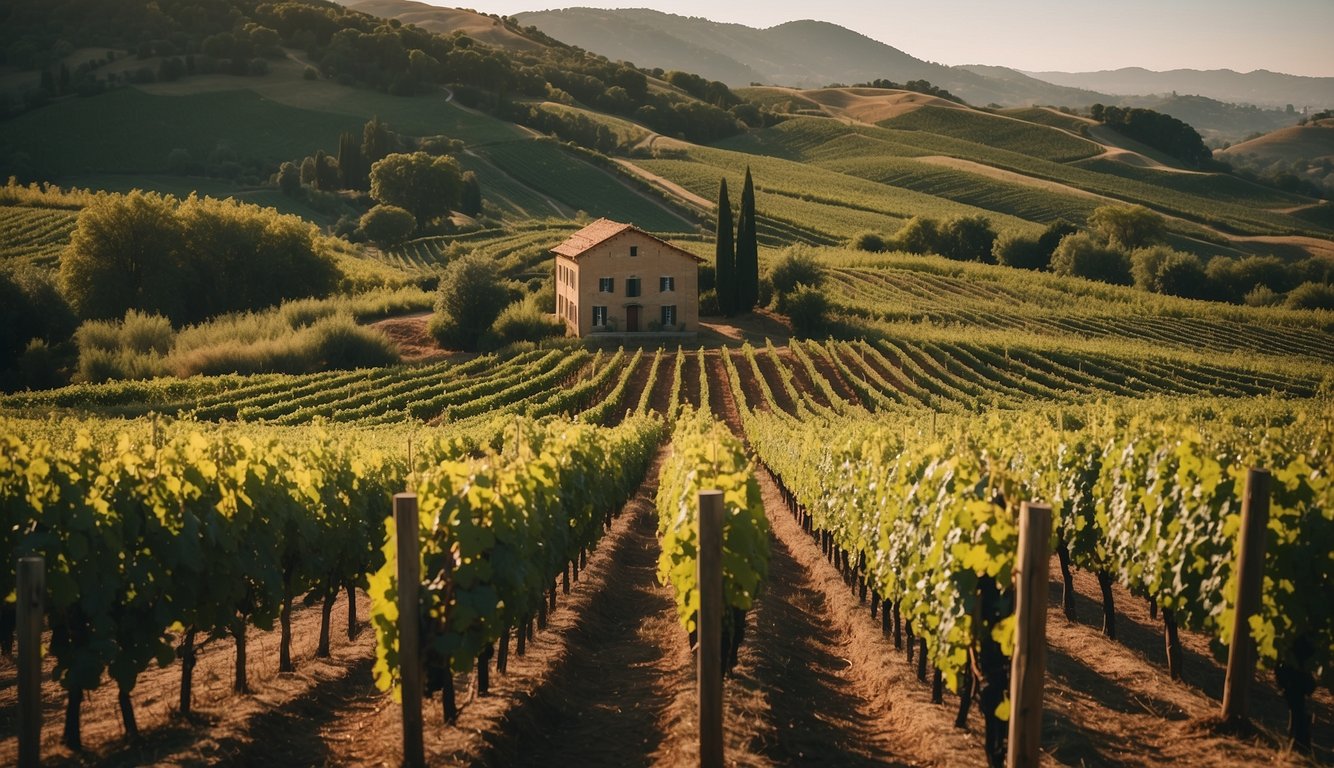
[553,219,703,338]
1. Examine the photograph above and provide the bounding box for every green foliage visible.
[0,417,403,732]
[851,231,888,252]
[769,245,826,296]
[1050,232,1132,285]
[431,254,510,351]
[1091,104,1213,167]
[991,231,1047,270]
[1130,246,1209,299]
[58,190,338,324]
[736,167,760,312]
[655,409,768,670]
[359,204,417,247]
[939,215,997,263]
[1087,205,1167,250]
[1284,282,1334,311]
[891,215,942,254]
[490,298,563,345]
[782,284,830,338]
[715,178,736,316]
[369,152,463,229]
[370,416,663,697]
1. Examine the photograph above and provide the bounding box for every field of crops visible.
[710,116,1331,240]
[879,105,1104,163]
[477,139,693,232]
[0,205,78,269]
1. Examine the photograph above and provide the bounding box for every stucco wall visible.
[555,230,699,337]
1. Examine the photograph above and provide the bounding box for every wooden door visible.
[626,305,640,332]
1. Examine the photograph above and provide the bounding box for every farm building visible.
[553,218,703,337]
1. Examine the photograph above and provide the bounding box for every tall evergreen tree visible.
[736,167,759,311]
[715,177,735,316]
[362,116,393,167]
[337,131,366,190]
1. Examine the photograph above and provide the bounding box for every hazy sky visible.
[444,0,1334,77]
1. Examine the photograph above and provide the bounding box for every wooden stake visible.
[698,490,724,768]
[1221,468,1269,725]
[18,556,43,768]
[394,493,425,768]
[1007,502,1052,768]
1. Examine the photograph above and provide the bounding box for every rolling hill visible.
[1220,118,1334,165]
[514,7,1110,107]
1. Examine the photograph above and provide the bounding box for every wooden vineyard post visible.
[18,556,43,768]
[1221,468,1269,726]
[1007,502,1051,768]
[394,493,425,768]
[698,490,724,768]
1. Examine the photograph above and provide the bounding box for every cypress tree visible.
[337,131,365,190]
[362,116,393,167]
[736,167,759,311]
[715,177,735,316]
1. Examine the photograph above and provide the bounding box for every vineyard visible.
[2,295,1331,764]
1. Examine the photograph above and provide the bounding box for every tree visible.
[736,167,760,312]
[891,215,943,254]
[459,171,482,217]
[276,161,301,196]
[359,204,416,246]
[714,177,735,316]
[1050,233,1132,285]
[992,232,1047,270]
[1088,205,1166,250]
[313,150,340,191]
[429,254,510,351]
[337,131,366,190]
[940,215,996,262]
[369,152,463,230]
[769,245,825,296]
[362,116,394,166]
[59,191,188,320]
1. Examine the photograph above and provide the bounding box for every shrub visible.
[1087,205,1165,250]
[769,246,825,295]
[431,254,509,351]
[992,232,1047,270]
[360,204,417,246]
[491,299,563,345]
[1284,282,1334,311]
[1131,246,1207,298]
[851,231,887,252]
[783,284,829,338]
[939,215,996,262]
[698,289,720,316]
[1050,233,1132,285]
[889,216,942,254]
[1243,285,1282,307]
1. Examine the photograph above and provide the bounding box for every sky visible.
[443,0,1334,77]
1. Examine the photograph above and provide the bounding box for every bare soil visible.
[366,312,452,363]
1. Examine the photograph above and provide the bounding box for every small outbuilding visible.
[553,218,703,337]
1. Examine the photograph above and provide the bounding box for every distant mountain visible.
[1023,67,1334,111]
[515,8,1111,107]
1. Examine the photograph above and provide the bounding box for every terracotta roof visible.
[551,218,705,262]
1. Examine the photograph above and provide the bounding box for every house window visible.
[659,276,675,292]
[661,305,676,327]
[630,245,638,257]
[626,277,641,297]
[599,277,614,293]
[592,306,608,327]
